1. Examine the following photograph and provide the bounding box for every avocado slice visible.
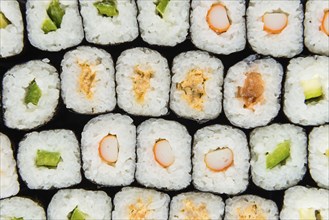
[41,18,58,34]
[0,12,11,29]
[25,80,42,106]
[68,206,88,220]
[301,78,323,101]
[266,140,290,169]
[47,0,65,28]
[36,150,61,168]
[156,0,170,17]
[94,0,119,17]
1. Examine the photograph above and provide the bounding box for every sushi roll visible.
[26,0,84,51]
[224,195,279,220]
[169,192,225,220]
[17,129,81,190]
[112,187,170,220]
[308,125,329,189]
[135,118,192,190]
[47,189,112,220]
[61,46,116,114]
[170,51,224,121]
[247,0,303,58]
[223,55,283,129]
[0,0,24,58]
[250,123,307,191]
[280,186,329,220]
[192,125,250,195]
[79,0,139,45]
[81,113,136,186]
[137,0,189,46]
[283,56,329,126]
[0,133,19,199]
[2,60,60,130]
[116,48,170,116]
[0,197,46,220]
[304,0,329,56]
[190,0,246,55]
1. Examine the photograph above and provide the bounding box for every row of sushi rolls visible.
[0,0,328,219]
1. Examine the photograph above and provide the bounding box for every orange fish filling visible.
[262,12,288,34]
[204,147,234,172]
[320,10,329,36]
[153,139,175,168]
[98,134,119,165]
[206,3,231,34]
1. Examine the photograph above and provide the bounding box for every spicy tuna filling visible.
[180,199,210,220]
[128,198,151,220]
[79,63,96,99]
[132,65,153,103]
[237,204,266,220]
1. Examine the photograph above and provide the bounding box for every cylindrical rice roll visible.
[224,195,279,220]
[283,56,329,126]
[2,60,60,130]
[169,192,224,220]
[0,197,46,220]
[223,55,283,129]
[304,0,329,56]
[308,125,329,189]
[170,50,224,122]
[47,189,112,220]
[280,186,329,220]
[0,133,19,199]
[112,187,170,220]
[61,46,116,114]
[192,125,250,195]
[79,0,138,45]
[190,0,246,55]
[250,123,307,191]
[247,0,303,58]
[116,48,170,116]
[81,113,136,186]
[137,0,189,46]
[0,0,24,58]
[17,129,82,190]
[135,118,192,190]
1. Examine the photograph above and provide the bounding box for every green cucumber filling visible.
[325,149,329,157]
[36,150,61,168]
[299,208,322,220]
[10,217,24,220]
[266,140,291,169]
[94,0,118,17]
[67,206,88,220]
[300,78,323,104]
[42,0,65,33]
[156,0,170,17]
[25,80,42,106]
[0,12,11,29]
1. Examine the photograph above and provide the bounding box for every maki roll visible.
[170,50,224,122]
[0,0,24,58]
[17,129,82,190]
[137,0,189,46]
[135,118,192,190]
[283,56,329,126]
[0,133,19,199]
[61,46,116,114]
[250,123,307,191]
[112,187,170,220]
[2,60,60,130]
[169,192,224,220]
[81,113,136,186]
[192,125,250,195]
[79,0,139,45]
[116,48,170,116]
[190,0,246,55]
[223,55,283,129]
[47,189,112,220]
[247,0,303,58]
[26,0,84,51]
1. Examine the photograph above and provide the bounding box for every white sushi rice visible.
[116,48,170,116]
[17,129,81,190]
[112,187,170,220]
[250,123,307,191]
[247,0,303,58]
[280,186,329,220]
[0,0,24,58]
[137,0,189,46]
[79,0,138,45]
[61,46,116,114]
[0,197,46,220]
[304,0,329,56]
[26,0,84,51]
[135,118,192,190]
[309,125,329,189]
[190,0,246,55]
[169,192,224,220]
[284,56,329,126]
[47,189,112,220]
[224,195,279,220]
[192,125,250,195]
[223,55,283,129]
[0,133,19,199]
[170,50,224,121]
[2,60,60,130]
[81,113,136,186]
